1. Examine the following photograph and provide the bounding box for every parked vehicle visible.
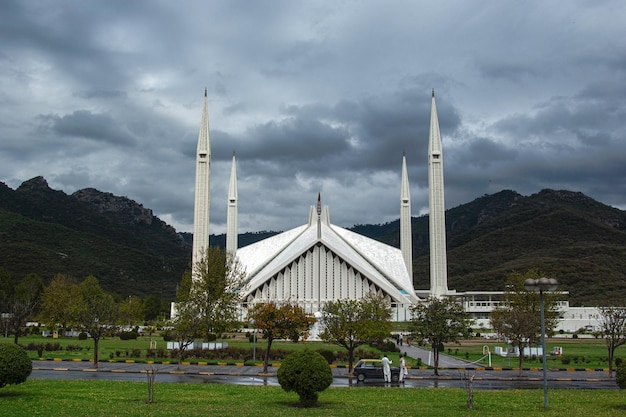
[353,359,400,382]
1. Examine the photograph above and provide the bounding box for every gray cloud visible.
[1,0,625,235]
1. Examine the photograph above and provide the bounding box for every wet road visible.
[31,360,618,390]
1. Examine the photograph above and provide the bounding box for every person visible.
[381,354,392,382]
[399,352,408,383]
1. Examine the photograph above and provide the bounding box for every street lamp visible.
[249,319,257,362]
[524,277,558,409]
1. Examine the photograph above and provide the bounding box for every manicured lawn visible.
[16,334,625,370]
[439,338,621,370]
[1,379,624,416]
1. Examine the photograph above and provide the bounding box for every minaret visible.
[226,151,238,254]
[400,152,413,279]
[192,89,211,273]
[428,89,448,297]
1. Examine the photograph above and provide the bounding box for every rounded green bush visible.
[277,350,333,408]
[0,343,32,388]
[616,360,626,389]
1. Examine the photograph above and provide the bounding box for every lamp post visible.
[249,319,257,362]
[524,277,558,409]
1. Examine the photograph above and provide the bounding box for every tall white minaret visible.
[428,89,448,297]
[400,152,413,279]
[226,151,238,254]
[192,88,211,272]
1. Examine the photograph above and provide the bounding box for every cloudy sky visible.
[1,1,625,234]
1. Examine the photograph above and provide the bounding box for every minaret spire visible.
[400,153,413,279]
[226,151,238,254]
[316,192,322,239]
[428,90,448,297]
[192,89,211,276]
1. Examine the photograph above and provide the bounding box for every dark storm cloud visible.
[1,0,625,233]
[38,111,135,146]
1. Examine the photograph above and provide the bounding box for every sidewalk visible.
[31,357,613,382]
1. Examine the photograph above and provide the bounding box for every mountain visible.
[0,177,190,300]
[1,177,625,306]
[365,189,626,307]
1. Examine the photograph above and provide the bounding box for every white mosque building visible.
[184,89,601,332]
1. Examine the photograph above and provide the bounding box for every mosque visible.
[184,89,600,333]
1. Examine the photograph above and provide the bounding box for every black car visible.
[353,359,400,382]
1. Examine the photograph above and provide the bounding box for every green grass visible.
[16,334,626,371]
[440,338,622,370]
[1,379,624,416]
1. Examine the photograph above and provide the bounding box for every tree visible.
[171,247,247,367]
[119,295,144,328]
[0,343,32,388]
[7,273,43,344]
[248,301,315,374]
[490,270,560,376]
[597,305,626,377]
[143,294,165,322]
[410,296,472,376]
[188,247,247,338]
[277,350,333,408]
[76,276,120,368]
[39,274,82,335]
[170,270,204,368]
[319,294,393,373]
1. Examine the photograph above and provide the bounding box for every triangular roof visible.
[237,205,420,305]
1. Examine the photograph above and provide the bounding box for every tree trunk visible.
[433,346,440,376]
[608,346,614,377]
[348,346,354,374]
[263,338,273,374]
[93,336,100,369]
[517,349,524,377]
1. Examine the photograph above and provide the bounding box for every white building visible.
[236,195,420,321]
[184,89,606,330]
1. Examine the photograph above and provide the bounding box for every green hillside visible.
[1,177,625,307]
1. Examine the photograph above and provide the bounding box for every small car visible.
[353,358,400,382]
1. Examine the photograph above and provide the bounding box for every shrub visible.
[119,331,138,340]
[66,344,83,352]
[561,356,571,365]
[317,349,335,364]
[616,360,626,389]
[44,342,61,351]
[0,344,32,388]
[277,350,333,408]
[78,332,88,340]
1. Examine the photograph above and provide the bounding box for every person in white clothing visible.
[399,352,408,383]
[381,354,392,382]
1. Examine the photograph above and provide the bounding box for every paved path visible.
[399,343,471,368]
[31,358,617,388]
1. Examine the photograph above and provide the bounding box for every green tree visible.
[490,270,560,376]
[171,247,247,367]
[77,276,120,368]
[39,274,82,335]
[597,305,626,377]
[248,301,315,374]
[143,294,165,322]
[119,295,144,328]
[0,343,32,388]
[189,247,247,338]
[410,296,472,376]
[277,350,333,408]
[319,294,393,373]
[170,269,204,368]
[8,273,43,344]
